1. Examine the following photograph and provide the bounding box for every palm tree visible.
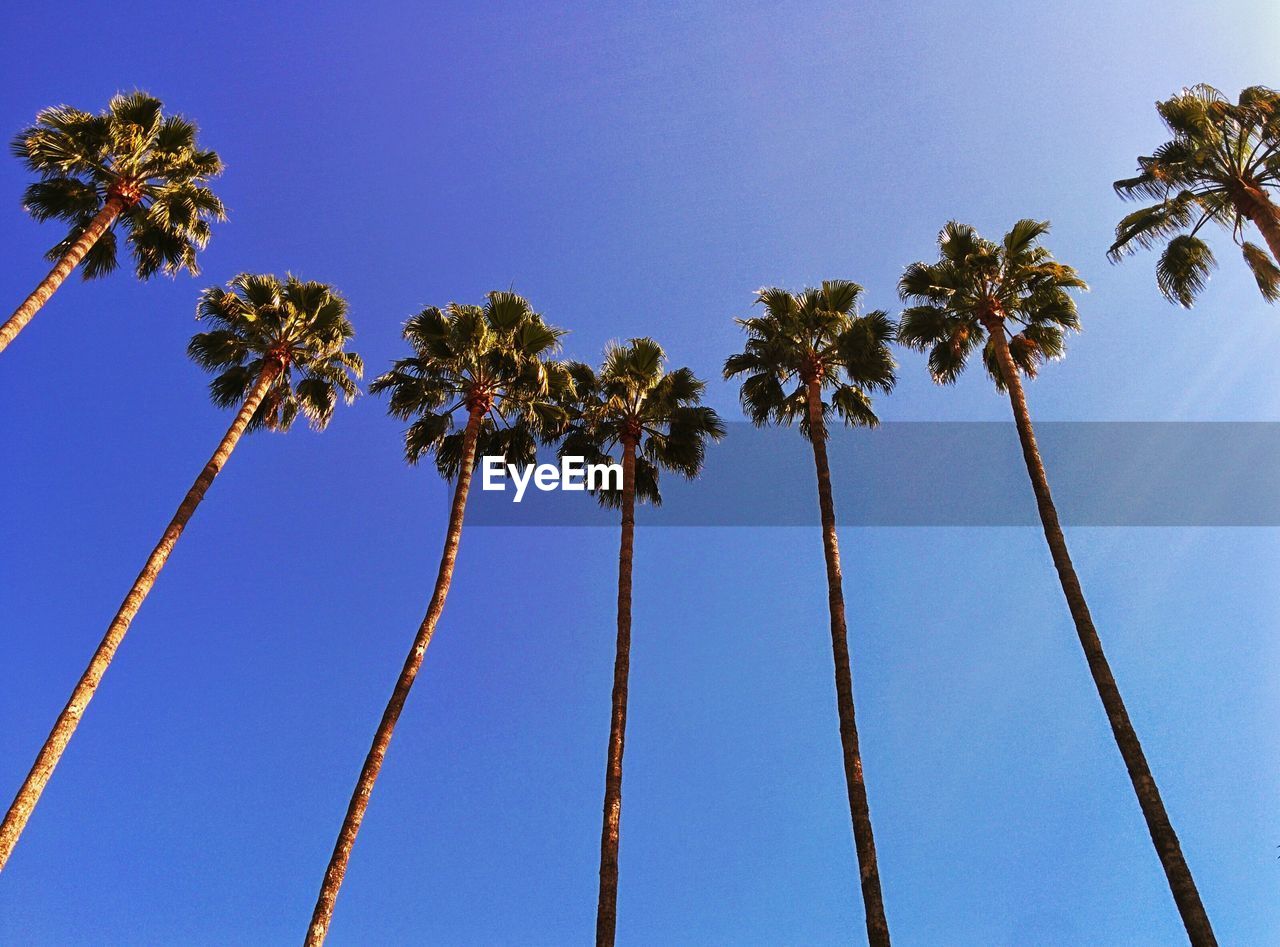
[557,338,723,947]
[305,292,573,945]
[2,91,224,354]
[724,282,896,946]
[1110,84,1280,306]
[0,273,360,871]
[899,220,1216,946]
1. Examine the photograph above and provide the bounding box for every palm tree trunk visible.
[805,379,891,947]
[1239,185,1280,266]
[305,409,485,946]
[595,438,636,947]
[0,362,279,871]
[0,197,124,356]
[985,324,1216,946]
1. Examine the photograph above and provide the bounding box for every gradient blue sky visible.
[2,1,1278,943]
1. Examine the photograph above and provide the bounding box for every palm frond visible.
[1157,234,1216,307]
[1242,241,1280,302]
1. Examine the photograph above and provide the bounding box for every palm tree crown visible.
[12,90,225,280]
[370,291,574,475]
[1110,84,1280,306]
[560,339,725,505]
[723,280,896,433]
[898,220,1087,389]
[190,273,362,430]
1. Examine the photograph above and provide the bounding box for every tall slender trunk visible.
[305,409,484,946]
[1238,185,1280,266]
[985,323,1216,947]
[0,197,124,356]
[595,438,636,947]
[805,379,891,947]
[0,362,279,870]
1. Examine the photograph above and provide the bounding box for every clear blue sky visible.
[2,1,1277,943]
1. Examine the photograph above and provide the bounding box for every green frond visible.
[735,372,787,426]
[1108,196,1201,260]
[603,336,665,387]
[1242,241,1280,302]
[646,404,725,478]
[1019,287,1081,332]
[128,217,200,279]
[816,279,863,315]
[829,385,879,427]
[21,177,100,222]
[516,320,562,357]
[1020,323,1066,361]
[981,339,1013,392]
[650,366,706,409]
[1157,234,1216,307]
[895,305,950,349]
[12,105,106,176]
[433,429,472,480]
[208,364,257,409]
[564,360,599,394]
[926,336,973,385]
[78,227,119,279]
[107,90,164,136]
[404,413,454,465]
[836,310,897,393]
[898,261,958,303]
[1156,84,1226,142]
[188,329,247,370]
[1003,218,1051,258]
[938,220,984,261]
[294,376,337,430]
[722,350,762,380]
[480,423,541,472]
[484,290,534,330]
[755,286,798,322]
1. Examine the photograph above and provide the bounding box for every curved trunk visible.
[595,438,636,947]
[0,362,279,870]
[805,380,891,947]
[0,197,124,356]
[1238,185,1280,266]
[985,323,1216,946]
[305,409,484,946]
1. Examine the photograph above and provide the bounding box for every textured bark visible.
[1239,185,1280,268]
[0,197,124,355]
[985,321,1216,947]
[0,363,279,871]
[305,409,484,946]
[595,439,636,947]
[805,379,891,947]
